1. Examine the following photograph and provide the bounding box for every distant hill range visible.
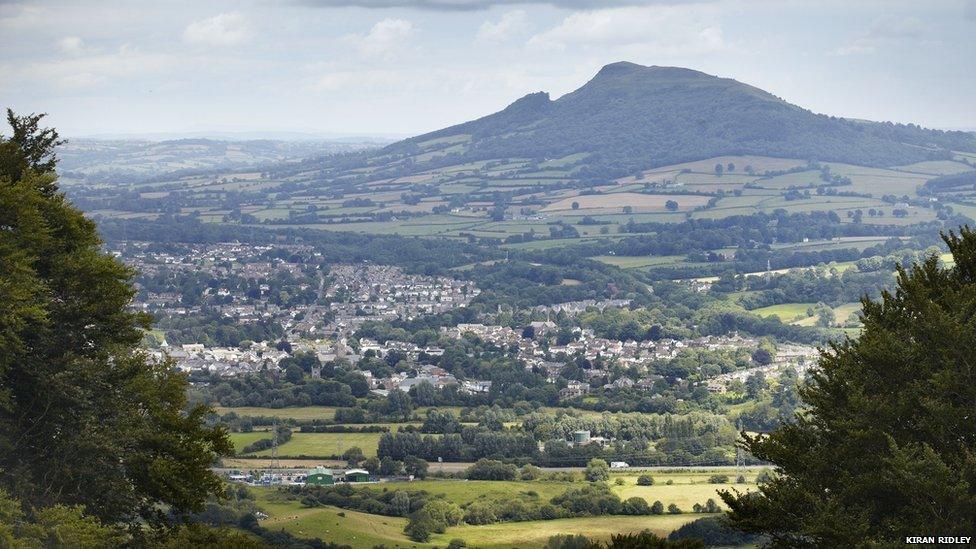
[378,62,976,180]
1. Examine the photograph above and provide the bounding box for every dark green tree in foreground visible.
[721,229,976,546]
[0,111,232,532]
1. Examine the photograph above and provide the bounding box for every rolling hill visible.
[378,61,976,180]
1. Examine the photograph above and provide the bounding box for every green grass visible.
[249,476,733,549]
[229,432,271,453]
[749,303,815,322]
[214,406,337,420]
[431,515,702,548]
[377,479,575,505]
[749,301,861,326]
[246,432,385,458]
[609,469,763,509]
[592,255,687,269]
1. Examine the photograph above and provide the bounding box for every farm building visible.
[306,467,334,486]
[344,469,370,483]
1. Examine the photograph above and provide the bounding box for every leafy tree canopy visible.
[721,228,976,546]
[0,110,232,531]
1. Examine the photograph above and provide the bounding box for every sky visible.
[1,0,974,138]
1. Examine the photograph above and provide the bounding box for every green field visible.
[749,301,861,327]
[749,303,815,323]
[432,515,701,548]
[592,255,686,269]
[215,406,337,420]
[229,432,272,453]
[240,432,385,458]
[249,472,753,548]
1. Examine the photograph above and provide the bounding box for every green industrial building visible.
[344,469,370,483]
[306,467,334,486]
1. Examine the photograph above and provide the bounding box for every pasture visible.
[247,432,385,458]
[542,192,710,213]
[215,406,338,420]
[249,470,761,548]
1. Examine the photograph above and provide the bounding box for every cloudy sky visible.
[2,0,974,138]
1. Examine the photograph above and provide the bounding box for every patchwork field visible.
[542,192,710,213]
[245,432,386,458]
[750,302,861,327]
[215,406,338,420]
[250,470,765,548]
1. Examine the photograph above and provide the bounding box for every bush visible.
[463,501,499,525]
[636,474,655,486]
[466,459,518,481]
[669,516,762,546]
[621,497,652,515]
[547,534,593,549]
[551,484,621,516]
[707,474,729,484]
[667,503,682,514]
[448,540,467,549]
[651,500,665,515]
[614,478,625,486]
[520,464,543,481]
[405,499,462,541]
[584,458,610,482]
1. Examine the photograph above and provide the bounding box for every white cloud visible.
[345,18,416,58]
[834,15,926,56]
[476,10,529,42]
[22,44,178,90]
[527,6,726,55]
[58,36,86,55]
[183,12,249,46]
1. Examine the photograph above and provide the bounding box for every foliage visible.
[721,229,976,545]
[386,62,974,180]
[465,459,519,481]
[584,458,610,482]
[668,516,761,546]
[0,111,232,528]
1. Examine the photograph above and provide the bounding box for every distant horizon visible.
[3,0,975,136]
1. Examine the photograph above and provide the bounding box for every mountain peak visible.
[593,61,646,77]
[388,64,975,175]
[592,62,713,82]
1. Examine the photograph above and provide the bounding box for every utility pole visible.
[269,420,281,475]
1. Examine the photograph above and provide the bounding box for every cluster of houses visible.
[120,241,817,393]
[705,344,819,393]
[325,264,479,337]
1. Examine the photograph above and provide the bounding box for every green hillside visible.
[381,61,976,180]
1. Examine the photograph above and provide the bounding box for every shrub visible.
[466,459,518,481]
[547,534,593,549]
[708,474,729,484]
[636,474,655,486]
[584,458,610,482]
[520,464,543,481]
[463,501,499,525]
[755,470,774,484]
[551,484,621,516]
[448,540,467,549]
[651,500,664,515]
[669,516,762,546]
[621,497,652,515]
[667,503,682,514]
